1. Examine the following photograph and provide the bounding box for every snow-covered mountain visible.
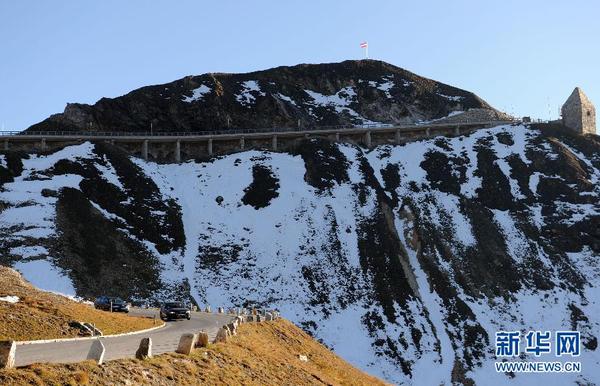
[26,60,508,133]
[1,122,599,384]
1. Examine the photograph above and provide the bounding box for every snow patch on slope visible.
[0,172,84,240]
[182,84,211,103]
[0,295,19,303]
[274,93,297,106]
[304,87,380,124]
[14,259,76,296]
[9,246,47,258]
[396,214,455,385]
[236,80,265,106]
[95,157,124,190]
[437,93,465,102]
[367,77,395,98]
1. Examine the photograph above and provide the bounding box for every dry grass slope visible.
[0,266,156,341]
[0,319,389,385]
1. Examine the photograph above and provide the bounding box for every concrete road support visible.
[135,337,152,359]
[272,135,278,151]
[364,131,372,148]
[395,130,402,144]
[175,140,181,163]
[40,138,47,152]
[0,341,16,369]
[142,140,149,160]
[240,137,245,150]
[176,334,196,355]
[87,339,105,365]
[208,138,213,156]
[3,140,8,151]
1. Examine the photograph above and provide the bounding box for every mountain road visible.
[14,309,234,367]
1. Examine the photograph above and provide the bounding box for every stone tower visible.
[561,87,596,134]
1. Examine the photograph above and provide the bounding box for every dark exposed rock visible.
[41,189,58,198]
[291,138,349,191]
[241,164,280,209]
[474,137,513,211]
[54,187,163,300]
[26,60,497,134]
[0,151,27,187]
[420,150,465,195]
[46,143,185,255]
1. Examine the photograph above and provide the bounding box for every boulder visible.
[265,313,273,321]
[176,333,197,355]
[0,341,16,369]
[217,307,224,314]
[196,331,209,348]
[41,188,58,198]
[135,337,152,359]
[204,306,211,313]
[87,339,105,365]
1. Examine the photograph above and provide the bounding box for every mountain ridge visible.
[27,60,502,134]
[2,122,600,384]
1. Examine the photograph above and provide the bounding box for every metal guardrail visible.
[0,120,517,139]
[0,125,355,137]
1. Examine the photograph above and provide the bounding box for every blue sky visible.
[0,1,598,130]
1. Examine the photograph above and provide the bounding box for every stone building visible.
[561,87,596,134]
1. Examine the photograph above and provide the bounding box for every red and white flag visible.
[360,41,368,48]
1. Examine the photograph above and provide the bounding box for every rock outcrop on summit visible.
[27,60,506,133]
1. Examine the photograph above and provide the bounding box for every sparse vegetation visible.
[0,319,388,385]
[0,267,157,341]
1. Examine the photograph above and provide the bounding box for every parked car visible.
[160,301,191,321]
[94,296,130,313]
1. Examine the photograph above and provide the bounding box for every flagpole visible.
[360,41,369,60]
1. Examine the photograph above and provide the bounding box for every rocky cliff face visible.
[1,122,599,384]
[27,60,501,133]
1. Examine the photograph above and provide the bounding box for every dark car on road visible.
[160,302,191,321]
[94,296,130,313]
